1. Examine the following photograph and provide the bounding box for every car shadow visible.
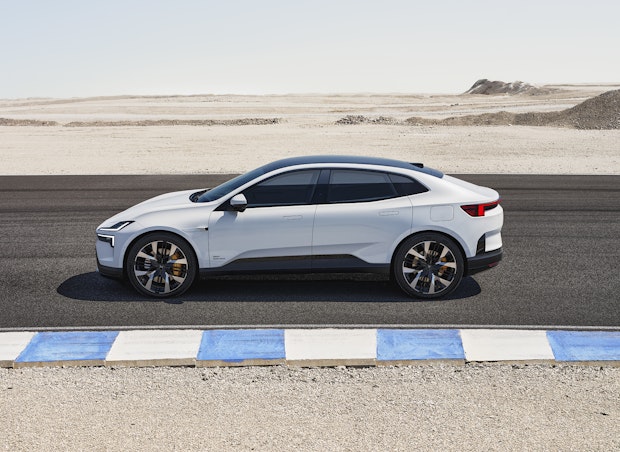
[57,272,482,303]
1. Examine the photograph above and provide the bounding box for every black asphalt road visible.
[1,174,618,330]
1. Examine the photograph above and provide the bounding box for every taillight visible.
[461,199,501,217]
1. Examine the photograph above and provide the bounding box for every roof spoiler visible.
[410,162,443,178]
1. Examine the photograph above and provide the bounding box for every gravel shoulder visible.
[1,364,618,451]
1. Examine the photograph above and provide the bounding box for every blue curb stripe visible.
[197,329,285,362]
[547,331,620,361]
[377,329,465,361]
[15,331,119,363]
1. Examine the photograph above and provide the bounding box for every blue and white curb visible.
[1,329,619,368]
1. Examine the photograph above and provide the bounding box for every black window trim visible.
[215,167,429,211]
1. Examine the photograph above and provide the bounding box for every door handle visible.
[283,215,303,220]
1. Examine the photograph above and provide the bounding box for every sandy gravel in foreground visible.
[1,365,618,451]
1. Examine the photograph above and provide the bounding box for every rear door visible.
[312,169,417,267]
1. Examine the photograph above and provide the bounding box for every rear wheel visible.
[126,232,197,298]
[393,233,464,299]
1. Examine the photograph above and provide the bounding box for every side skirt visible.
[199,255,390,279]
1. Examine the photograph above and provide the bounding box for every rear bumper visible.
[466,248,502,276]
[97,259,124,279]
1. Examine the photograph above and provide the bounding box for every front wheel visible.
[126,232,197,298]
[393,233,464,299]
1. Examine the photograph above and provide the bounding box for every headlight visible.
[97,221,134,248]
[97,234,115,247]
[98,221,134,232]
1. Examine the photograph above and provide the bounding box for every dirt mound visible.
[548,89,620,129]
[0,118,281,127]
[335,115,399,125]
[0,118,59,126]
[63,118,282,127]
[464,79,545,95]
[406,90,620,129]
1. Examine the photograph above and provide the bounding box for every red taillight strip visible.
[461,198,501,217]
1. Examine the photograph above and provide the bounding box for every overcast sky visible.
[1,0,618,98]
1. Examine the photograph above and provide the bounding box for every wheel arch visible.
[122,229,200,279]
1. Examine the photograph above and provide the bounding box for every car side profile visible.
[96,155,503,299]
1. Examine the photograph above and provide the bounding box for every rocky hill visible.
[464,79,545,95]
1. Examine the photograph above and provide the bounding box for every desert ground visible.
[2,84,619,450]
[1,83,619,176]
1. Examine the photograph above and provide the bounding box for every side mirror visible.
[229,194,248,212]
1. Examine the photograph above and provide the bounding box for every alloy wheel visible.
[394,233,464,299]
[127,233,196,297]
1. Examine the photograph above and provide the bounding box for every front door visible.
[207,169,320,270]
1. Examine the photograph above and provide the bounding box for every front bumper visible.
[466,248,502,276]
[97,258,124,279]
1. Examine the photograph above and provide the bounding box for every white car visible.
[96,156,503,299]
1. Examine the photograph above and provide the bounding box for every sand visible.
[2,365,619,451]
[1,84,619,175]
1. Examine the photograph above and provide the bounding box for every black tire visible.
[393,232,464,299]
[125,232,197,298]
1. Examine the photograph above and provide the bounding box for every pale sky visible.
[1,0,618,98]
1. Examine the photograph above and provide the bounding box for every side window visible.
[327,170,397,203]
[388,173,429,196]
[243,170,320,207]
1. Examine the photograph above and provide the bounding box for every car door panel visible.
[207,169,320,269]
[313,197,413,265]
[207,206,316,268]
[311,169,415,265]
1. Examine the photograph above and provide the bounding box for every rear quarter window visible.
[388,173,429,196]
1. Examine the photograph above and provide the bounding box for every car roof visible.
[261,155,444,178]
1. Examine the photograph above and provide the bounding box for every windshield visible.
[196,164,272,202]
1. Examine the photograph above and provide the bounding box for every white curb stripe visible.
[105,329,203,366]
[285,328,376,364]
[460,329,555,361]
[0,332,36,366]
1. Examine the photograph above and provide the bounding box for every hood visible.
[97,189,204,229]
[132,189,200,210]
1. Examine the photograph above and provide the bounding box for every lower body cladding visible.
[195,250,502,278]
